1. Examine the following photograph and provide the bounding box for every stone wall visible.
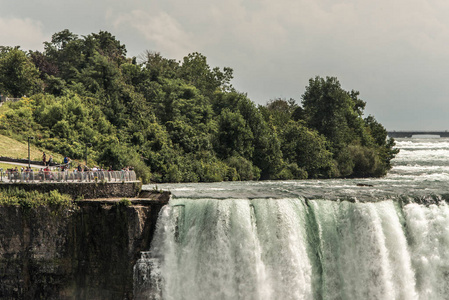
[0,182,142,200]
[0,194,169,300]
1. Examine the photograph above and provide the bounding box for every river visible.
[137,137,449,300]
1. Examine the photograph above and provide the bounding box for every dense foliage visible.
[0,188,73,209]
[0,30,398,183]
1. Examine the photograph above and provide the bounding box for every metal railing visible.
[0,97,21,107]
[0,97,22,107]
[0,170,137,183]
[5,97,21,102]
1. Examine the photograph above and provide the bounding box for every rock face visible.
[0,193,169,300]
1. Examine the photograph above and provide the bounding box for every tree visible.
[178,52,233,97]
[44,30,83,80]
[301,76,362,149]
[29,50,59,78]
[214,92,283,178]
[76,52,120,94]
[98,142,152,183]
[301,76,398,177]
[0,30,398,182]
[139,50,179,82]
[0,48,42,97]
[280,121,336,178]
[260,98,298,129]
[87,31,127,63]
[215,108,254,160]
[365,115,399,174]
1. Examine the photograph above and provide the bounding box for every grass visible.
[0,134,64,163]
[0,103,82,168]
[0,162,42,172]
[0,102,68,165]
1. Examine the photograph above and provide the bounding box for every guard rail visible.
[0,170,137,183]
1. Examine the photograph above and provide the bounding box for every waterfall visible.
[134,251,162,300]
[134,198,449,300]
[404,202,449,299]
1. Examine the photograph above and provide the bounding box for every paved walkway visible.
[0,160,44,169]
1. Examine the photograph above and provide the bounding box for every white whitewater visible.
[134,137,449,299]
[404,202,449,300]
[141,199,432,300]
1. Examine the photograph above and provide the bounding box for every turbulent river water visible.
[136,138,449,300]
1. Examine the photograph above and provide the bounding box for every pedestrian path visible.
[0,160,44,169]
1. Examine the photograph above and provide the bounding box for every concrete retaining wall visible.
[0,182,142,199]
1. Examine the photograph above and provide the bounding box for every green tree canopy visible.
[0,31,398,182]
[301,76,397,177]
[280,120,336,178]
[0,48,42,97]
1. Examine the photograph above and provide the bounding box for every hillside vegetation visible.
[0,134,63,162]
[0,30,398,183]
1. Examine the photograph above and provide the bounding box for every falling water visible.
[134,137,449,299]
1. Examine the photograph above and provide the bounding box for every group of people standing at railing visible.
[42,151,134,173]
[4,166,55,181]
[42,152,75,171]
[3,166,136,183]
[5,165,61,175]
[0,152,134,175]
[5,166,33,174]
[1,150,136,182]
[43,152,71,168]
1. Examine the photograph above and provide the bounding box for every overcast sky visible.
[2,0,449,130]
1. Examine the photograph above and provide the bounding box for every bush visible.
[118,198,132,206]
[347,144,382,177]
[275,164,308,180]
[0,188,73,209]
[165,165,183,183]
[98,142,152,183]
[225,156,259,181]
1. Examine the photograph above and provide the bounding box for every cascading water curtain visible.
[136,198,449,300]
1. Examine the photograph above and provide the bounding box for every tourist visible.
[43,166,51,180]
[62,156,70,168]
[43,152,47,166]
[28,167,34,181]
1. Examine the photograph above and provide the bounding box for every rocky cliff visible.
[0,192,169,300]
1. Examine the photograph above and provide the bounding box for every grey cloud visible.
[2,0,449,130]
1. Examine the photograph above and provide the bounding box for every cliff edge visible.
[0,191,170,300]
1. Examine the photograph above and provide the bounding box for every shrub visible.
[118,198,132,206]
[0,188,73,209]
[225,156,258,181]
